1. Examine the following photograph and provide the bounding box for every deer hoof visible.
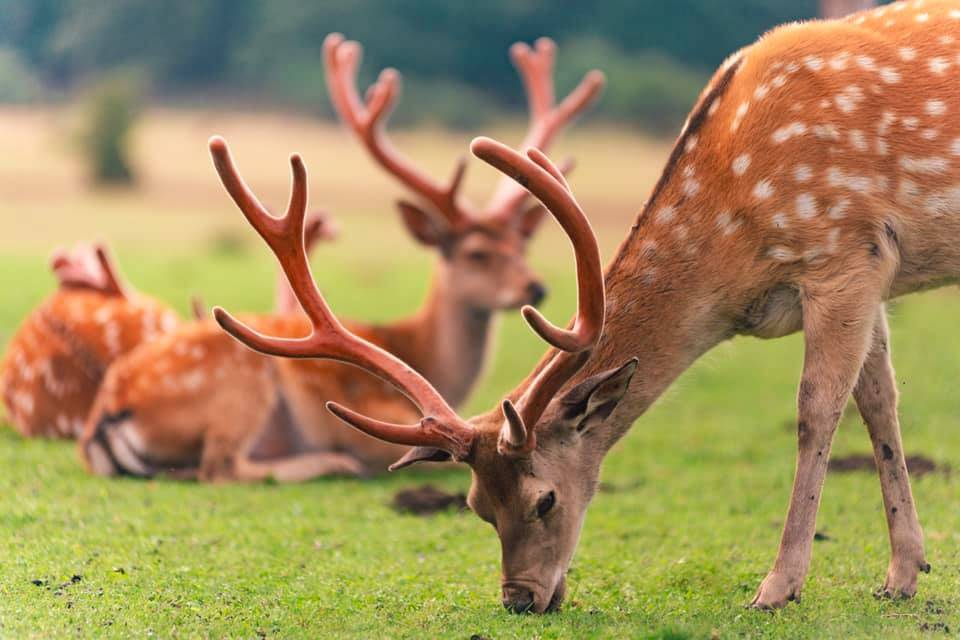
[875,556,929,600]
[748,572,802,610]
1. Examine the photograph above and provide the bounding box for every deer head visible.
[50,243,128,297]
[211,135,636,613]
[323,33,604,311]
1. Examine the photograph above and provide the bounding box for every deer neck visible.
[571,224,739,450]
[381,261,494,408]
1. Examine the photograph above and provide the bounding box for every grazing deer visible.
[219,1,959,612]
[79,36,603,482]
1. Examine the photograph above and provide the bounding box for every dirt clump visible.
[392,485,467,515]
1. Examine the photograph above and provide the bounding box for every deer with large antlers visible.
[218,0,960,612]
[78,36,602,481]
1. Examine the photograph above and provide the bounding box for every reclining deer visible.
[0,214,335,440]
[79,35,603,482]
[217,0,956,611]
[1,244,180,438]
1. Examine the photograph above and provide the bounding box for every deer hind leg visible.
[84,410,164,477]
[751,259,895,609]
[233,451,367,483]
[852,306,928,599]
[199,390,367,483]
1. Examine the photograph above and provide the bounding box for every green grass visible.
[1,246,958,639]
[0,107,957,637]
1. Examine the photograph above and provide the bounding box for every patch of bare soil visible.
[392,485,467,515]
[829,454,945,477]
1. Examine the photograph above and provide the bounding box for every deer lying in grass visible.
[218,0,958,611]
[0,215,335,440]
[1,245,180,438]
[79,37,603,482]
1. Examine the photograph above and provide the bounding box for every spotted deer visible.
[0,212,335,441]
[218,1,959,612]
[79,36,603,482]
[1,244,180,438]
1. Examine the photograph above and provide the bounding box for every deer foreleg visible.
[852,305,928,598]
[751,264,890,609]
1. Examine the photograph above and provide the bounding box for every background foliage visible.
[1,0,824,131]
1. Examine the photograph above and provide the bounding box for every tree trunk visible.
[819,0,876,18]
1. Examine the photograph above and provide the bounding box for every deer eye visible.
[536,491,556,518]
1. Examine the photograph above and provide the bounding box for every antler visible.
[323,33,472,226]
[470,137,605,455]
[208,135,475,460]
[483,38,605,220]
[50,243,127,298]
[276,210,338,315]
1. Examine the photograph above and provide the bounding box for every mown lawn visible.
[0,107,958,638]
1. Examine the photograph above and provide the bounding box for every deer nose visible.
[526,281,547,307]
[502,586,535,614]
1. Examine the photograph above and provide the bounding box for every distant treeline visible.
[2,0,822,132]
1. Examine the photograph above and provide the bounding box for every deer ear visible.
[389,446,453,471]
[396,200,449,247]
[557,358,638,434]
[517,202,549,239]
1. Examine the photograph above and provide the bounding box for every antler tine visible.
[277,210,338,315]
[323,33,472,225]
[484,37,605,218]
[471,136,605,455]
[210,137,474,460]
[471,137,604,353]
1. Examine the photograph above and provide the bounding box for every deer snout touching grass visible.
[221,0,957,612]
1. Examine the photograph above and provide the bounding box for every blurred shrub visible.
[556,37,710,135]
[391,79,503,131]
[234,49,502,131]
[78,72,143,186]
[0,48,43,102]
[207,227,250,258]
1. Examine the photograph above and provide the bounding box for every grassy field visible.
[1,106,958,638]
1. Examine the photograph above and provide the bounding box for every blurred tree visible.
[4,0,887,130]
[819,0,876,18]
[78,72,142,186]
